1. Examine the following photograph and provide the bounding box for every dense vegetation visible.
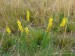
[0,0,75,56]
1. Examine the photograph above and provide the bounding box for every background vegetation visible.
[0,0,75,56]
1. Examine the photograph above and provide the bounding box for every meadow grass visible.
[0,0,75,56]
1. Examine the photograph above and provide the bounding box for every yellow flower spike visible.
[25,27,29,35]
[46,17,53,32]
[17,20,21,25]
[60,17,67,27]
[26,10,30,22]
[6,26,11,34]
[17,20,23,32]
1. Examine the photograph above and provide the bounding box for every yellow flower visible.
[25,27,29,35]
[6,26,11,34]
[60,17,67,27]
[46,17,53,32]
[26,10,30,22]
[17,20,23,32]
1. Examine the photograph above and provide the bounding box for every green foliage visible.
[1,35,15,54]
[67,23,75,32]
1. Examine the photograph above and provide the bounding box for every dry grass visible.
[0,0,75,27]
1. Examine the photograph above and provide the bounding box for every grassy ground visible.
[0,0,75,56]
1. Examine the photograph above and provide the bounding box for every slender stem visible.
[0,29,5,47]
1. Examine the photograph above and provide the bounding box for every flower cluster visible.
[46,17,53,32]
[17,20,23,32]
[60,17,67,27]
[25,27,29,35]
[6,26,11,34]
